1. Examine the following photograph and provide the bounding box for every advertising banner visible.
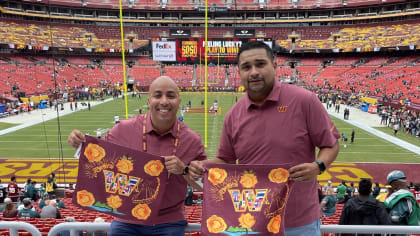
[152,41,176,61]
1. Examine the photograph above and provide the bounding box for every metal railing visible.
[2,221,420,236]
[48,222,109,236]
[0,221,41,236]
[47,222,201,236]
[321,225,420,235]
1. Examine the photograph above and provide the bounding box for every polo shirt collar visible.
[145,112,177,137]
[245,80,282,109]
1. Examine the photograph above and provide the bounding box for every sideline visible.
[327,106,420,156]
[0,98,113,136]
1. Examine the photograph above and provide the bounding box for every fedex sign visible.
[152,41,176,61]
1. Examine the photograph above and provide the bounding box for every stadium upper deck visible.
[10,0,411,10]
[1,17,419,52]
[2,0,419,24]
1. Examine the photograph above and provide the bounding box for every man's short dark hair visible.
[358,178,372,196]
[11,176,16,181]
[23,198,32,207]
[237,40,274,64]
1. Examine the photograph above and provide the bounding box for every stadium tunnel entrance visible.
[127,79,135,91]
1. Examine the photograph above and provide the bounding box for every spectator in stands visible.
[24,180,38,201]
[384,170,419,226]
[7,176,19,202]
[2,198,17,218]
[321,187,337,217]
[413,182,420,205]
[318,182,324,203]
[0,179,5,204]
[0,197,11,212]
[22,178,31,195]
[346,182,355,200]
[337,181,348,204]
[46,177,56,198]
[372,182,381,199]
[323,180,333,193]
[339,178,392,236]
[38,183,46,199]
[50,173,56,183]
[189,40,340,236]
[194,195,203,205]
[50,194,65,209]
[68,76,207,236]
[184,184,193,206]
[38,193,49,209]
[40,199,62,219]
[18,198,40,218]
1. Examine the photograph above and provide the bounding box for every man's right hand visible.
[68,129,85,149]
[189,160,205,181]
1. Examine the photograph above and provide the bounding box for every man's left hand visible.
[163,155,185,175]
[288,162,319,182]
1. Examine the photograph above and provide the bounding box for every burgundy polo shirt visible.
[105,113,207,225]
[217,81,340,228]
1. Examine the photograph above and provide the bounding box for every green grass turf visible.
[374,126,420,147]
[329,117,420,163]
[0,93,419,163]
[0,122,17,130]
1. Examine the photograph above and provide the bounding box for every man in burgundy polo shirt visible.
[7,176,19,203]
[68,76,206,236]
[190,41,340,235]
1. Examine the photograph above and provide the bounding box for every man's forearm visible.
[317,141,339,168]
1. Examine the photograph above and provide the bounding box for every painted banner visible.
[0,160,419,188]
[72,136,168,224]
[202,163,294,235]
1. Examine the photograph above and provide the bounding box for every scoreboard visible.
[177,38,272,64]
[152,38,272,63]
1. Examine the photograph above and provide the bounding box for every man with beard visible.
[189,41,340,236]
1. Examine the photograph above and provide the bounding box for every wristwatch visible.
[314,160,326,174]
[182,165,189,175]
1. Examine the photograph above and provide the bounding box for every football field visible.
[0,93,419,163]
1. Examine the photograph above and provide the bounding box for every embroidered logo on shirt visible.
[330,124,336,132]
[277,106,288,112]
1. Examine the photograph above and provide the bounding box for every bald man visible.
[68,76,207,236]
